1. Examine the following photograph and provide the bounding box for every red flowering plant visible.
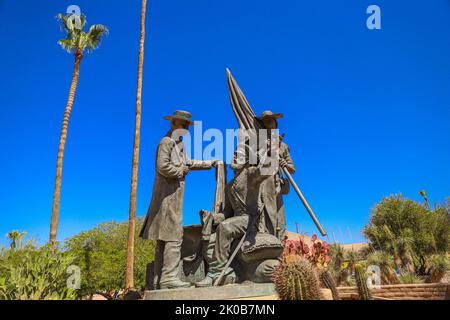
[282,234,331,269]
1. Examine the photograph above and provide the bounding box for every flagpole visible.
[281,167,327,236]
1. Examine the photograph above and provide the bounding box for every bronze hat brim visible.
[257,113,283,120]
[163,115,197,126]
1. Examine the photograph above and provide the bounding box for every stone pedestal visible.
[144,283,333,300]
[144,283,277,300]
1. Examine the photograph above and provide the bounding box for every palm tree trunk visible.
[50,49,83,243]
[125,0,147,290]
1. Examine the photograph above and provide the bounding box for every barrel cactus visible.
[319,269,340,300]
[354,263,372,300]
[272,256,322,300]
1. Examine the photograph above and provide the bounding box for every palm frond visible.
[79,14,87,29]
[57,13,107,54]
[56,13,69,32]
[86,24,109,52]
[57,13,87,33]
[58,39,76,53]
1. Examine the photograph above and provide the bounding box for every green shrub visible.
[0,243,76,300]
[363,194,450,274]
[366,251,399,284]
[64,218,155,297]
[427,254,450,283]
[398,271,424,284]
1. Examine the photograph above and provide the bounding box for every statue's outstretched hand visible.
[212,160,222,168]
[182,165,190,177]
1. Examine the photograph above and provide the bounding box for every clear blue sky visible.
[0,0,449,247]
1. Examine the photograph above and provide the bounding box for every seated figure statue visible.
[195,141,285,287]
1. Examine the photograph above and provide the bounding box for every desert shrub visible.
[427,254,450,283]
[344,250,361,271]
[328,244,346,285]
[344,274,356,287]
[398,271,425,284]
[366,251,399,284]
[363,194,450,275]
[329,244,345,270]
[0,243,76,300]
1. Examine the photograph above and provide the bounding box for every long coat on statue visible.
[140,131,212,242]
[260,141,296,241]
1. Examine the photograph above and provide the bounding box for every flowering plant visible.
[282,234,331,268]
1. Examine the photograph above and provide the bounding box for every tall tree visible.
[364,194,450,274]
[125,0,148,290]
[50,13,108,243]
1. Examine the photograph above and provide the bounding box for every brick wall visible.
[337,283,449,300]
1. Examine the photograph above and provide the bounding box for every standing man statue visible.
[140,110,215,290]
[257,110,296,242]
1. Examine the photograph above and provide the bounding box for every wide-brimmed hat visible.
[164,110,196,126]
[257,110,283,120]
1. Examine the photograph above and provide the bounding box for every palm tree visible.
[125,0,148,290]
[49,13,108,243]
[7,230,26,251]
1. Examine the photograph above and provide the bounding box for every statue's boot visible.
[195,275,214,288]
[160,279,192,290]
[195,273,236,288]
[157,240,192,290]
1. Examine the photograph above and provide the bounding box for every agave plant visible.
[398,271,424,284]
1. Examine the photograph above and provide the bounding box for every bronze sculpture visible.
[139,110,215,290]
[142,70,326,291]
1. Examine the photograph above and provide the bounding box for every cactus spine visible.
[354,263,372,300]
[319,269,340,300]
[272,256,322,300]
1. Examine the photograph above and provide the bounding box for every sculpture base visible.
[144,282,277,300]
